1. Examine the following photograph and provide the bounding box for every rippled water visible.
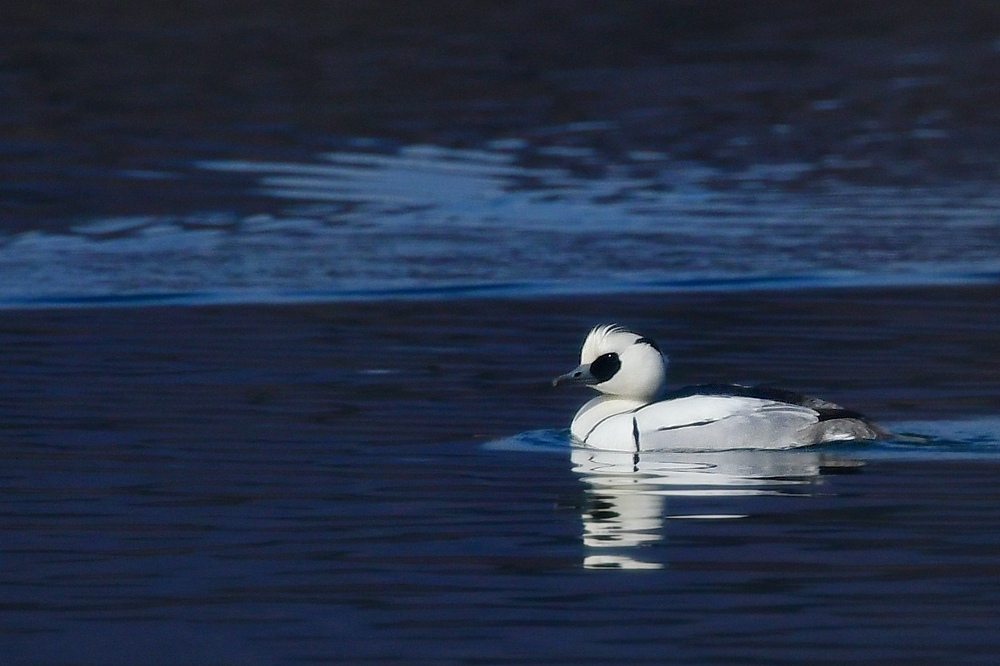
[3,142,1000,307]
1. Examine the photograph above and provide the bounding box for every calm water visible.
[3,294,1000,665]
[4,3,1000,664]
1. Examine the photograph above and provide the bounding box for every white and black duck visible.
[553,324,888,451]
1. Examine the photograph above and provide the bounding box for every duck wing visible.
[637,384,887,448]
[663,383,873,421]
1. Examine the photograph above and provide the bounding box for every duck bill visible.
[552,363,596,388]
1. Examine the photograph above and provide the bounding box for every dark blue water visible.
[3,295,1000,665]
[4,3,1000,664]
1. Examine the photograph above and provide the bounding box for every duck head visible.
[553,324,668,401]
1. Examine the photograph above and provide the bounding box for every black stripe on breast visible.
[583,403,648,442]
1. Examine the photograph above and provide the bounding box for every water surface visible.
[3,143,1000,307]
[2,292,999,664]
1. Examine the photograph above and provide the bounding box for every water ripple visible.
[3,142,1000,307]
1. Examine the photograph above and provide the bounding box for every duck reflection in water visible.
[571,447,860,569]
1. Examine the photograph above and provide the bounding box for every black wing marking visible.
[583,383,878,444]
[655,418,722,432]
[661,383,870,422]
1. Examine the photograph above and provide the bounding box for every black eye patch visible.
[589,352,621,382]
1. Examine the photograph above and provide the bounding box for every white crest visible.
[580,324,640,363]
